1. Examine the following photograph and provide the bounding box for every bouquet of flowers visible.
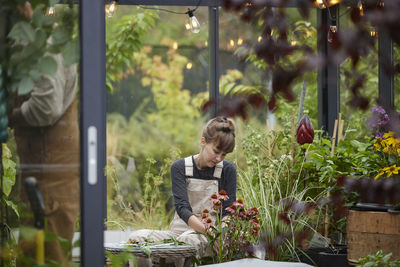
[201,190,261,263]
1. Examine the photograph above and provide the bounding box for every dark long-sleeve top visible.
[171,156,237,224]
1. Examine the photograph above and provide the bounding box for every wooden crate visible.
[347,210,400,262]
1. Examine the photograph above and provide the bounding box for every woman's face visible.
[200,138,227,168]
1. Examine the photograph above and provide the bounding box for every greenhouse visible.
[1,0,400,266]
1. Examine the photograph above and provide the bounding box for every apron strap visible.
[213,161,223,179]
[184,156,193,177]
[185,156,223,178]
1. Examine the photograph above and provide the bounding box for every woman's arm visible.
[171,159,194,223]
[187,215,206,233]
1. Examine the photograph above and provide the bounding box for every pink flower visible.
[225,204,236,214]
[247,207,260,217]
[202,209,210,218]
[213,201,222,211]
[233,198,245,208]
[209,193,219,203]
[204,217,214,227]
[218,190,229,201]
[251,226,260,237]
[251,217,260,227]
[239,210,248,220]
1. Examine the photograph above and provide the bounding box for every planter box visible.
[298,245,349,267]
[347,210,400,263]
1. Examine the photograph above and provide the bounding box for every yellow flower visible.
[385,164,400,177]
[383,131,395,139]
[375,169,385,179]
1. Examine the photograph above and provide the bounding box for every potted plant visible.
[338,105,400,264]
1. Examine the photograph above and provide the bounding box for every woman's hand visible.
[187,215,206,234]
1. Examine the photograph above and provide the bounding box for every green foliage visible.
[106,251,137,267]
[237,124,323,261]
[2,2,78,96]
[106,9,158,93]
[355,250,400,267]
[201,195,261,264]
[1,143,18,219]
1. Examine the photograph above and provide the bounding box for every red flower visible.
[296,114,314,145]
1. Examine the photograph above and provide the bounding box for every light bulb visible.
[358,0,364,16]
[327,25,337,43]
[370,27,378,38]
[315,0,326,8]
[105,1,117,18]
[237,38,243,45]
[186,9,200,34]
[45,6,55,16]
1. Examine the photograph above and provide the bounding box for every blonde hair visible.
[202,116,236,153]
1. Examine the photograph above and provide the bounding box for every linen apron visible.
[128,156,223,262]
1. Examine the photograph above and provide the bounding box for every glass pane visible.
[1,3,81,266]
[218,7,318,131]
[105,5,209,233]
[339,12,379,140]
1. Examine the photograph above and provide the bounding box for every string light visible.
[230,40,235,47]
[172,42,178,50]
[327,25,337,43]
[186,9,200,34]
[257,36,262,42]
[45,6,55,16]
[204,41,208,47]
[237,38,243,45]
[315,0,326,8]
[186,62,193,69]
[138,0,202,34]
[358,0,364,16]
[314,0,342,8]
[291,41,297,46]
[370,27,378,38]
[105,0,117,18]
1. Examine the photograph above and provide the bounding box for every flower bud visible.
[296,114,314,145]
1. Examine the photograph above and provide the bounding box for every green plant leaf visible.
[8,22,35,43]
[39,56,57,76]
[5,199,19,218]
[62,41,79,66]
[17,76,35,95]
[34,29,47,48]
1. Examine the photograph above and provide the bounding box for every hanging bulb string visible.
[138,0,202,15]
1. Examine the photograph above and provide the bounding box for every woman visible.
[129,116,237,264]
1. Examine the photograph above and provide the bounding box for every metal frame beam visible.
[209,6,219,117]
[378,30,394,107]
[79,0,106,266]
[317,5,340,137]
